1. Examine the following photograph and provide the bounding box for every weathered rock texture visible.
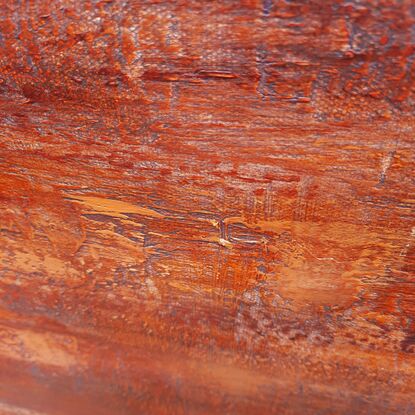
[0,1,414,414]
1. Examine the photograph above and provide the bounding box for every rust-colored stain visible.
[0,1,414,414]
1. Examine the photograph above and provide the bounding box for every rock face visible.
[0,1,414,414]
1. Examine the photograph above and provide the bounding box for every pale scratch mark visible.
[377,150,396,186]
[66,195,165,219]
[256,47,271,100]
[204,217,233,248]
[94,229,144,250]
[229,236,261,245]
[0,324,83,369]
[218,237,232,248]
[145,277,161,300]
[201,236,232,248]
[300,243,348,264]
[69,194,234,248]
[218,218,233,248]
[0,401,49,415]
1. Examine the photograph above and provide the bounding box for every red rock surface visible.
[0,1,414,414]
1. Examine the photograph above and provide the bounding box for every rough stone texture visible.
[0,1,414,414]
